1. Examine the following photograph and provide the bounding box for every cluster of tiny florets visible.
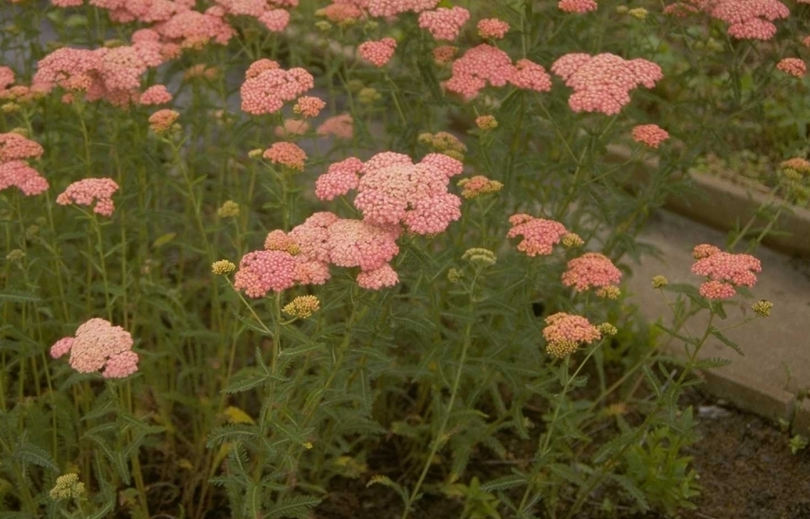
[56,178,119,216]
[543,312,602,358]
[690,244,762,300]
[283,295,321,319]
[445,44,552,100]
[358,38,397,67]
[263,142,307,171]
[233,250,298,296]
[354,152,463,234]
[477,18,509,39]
[507,214,569,256]
[776,58,806,78]
[139,84,173,105]
[559,0,597,13]
[475,115,498,130]
[148,109,180,134]
[666,0,789,40]
[632,124,670,148]
[50,318,138,378]
[49,474,85,501]
[293,96,326,117]
[0,132,48,196]
[562,252,622,294]
[317,113,354,139]
[457,175,503,199]
[551,53,663,115]
[367,0,439,17]
[315,157,364,200]
[240,60,314,115]
[418,7,470,41]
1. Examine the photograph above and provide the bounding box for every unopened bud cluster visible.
[283,295,321,319]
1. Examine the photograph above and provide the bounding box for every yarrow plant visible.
[0,0,791,518]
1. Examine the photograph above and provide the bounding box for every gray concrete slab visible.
[625,209,810,422]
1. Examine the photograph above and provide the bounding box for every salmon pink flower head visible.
[258,9,291,31]
[444,44,515,99]
[32,47,101,94]
[263,142,307,171]
[507,214,569,256]
[240,61,314,115]
[418,7,470,41]
[367,0,439,17]
[274,118,310,138]
[357,263,399,290]
[551,53,663,115]
[294,96,326,118]
[315,156,364,200]
[317,2,364,22]
[632,124,669,148]
[477,18,509,39]
[50,318,138,379]
[138,84,173,105]
[457,175,502,199]
[354,152,463,235]
[562,252,622,295]
[543,312,601,358]
[433,45,458,65]
[56,178,119,216]
[709,0,789,40]
[149,109,180,134]
[0,132,44,162]
[559,0,597,13]
[690,244,762,300]
[0,161,49,196]
[358,38,397,67]
[154,8,235,47]
[317,114,353,139]
[510,59,552,92]
[233,249,297,297]
[777,58,806,78]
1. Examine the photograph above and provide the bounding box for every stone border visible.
[607,144,810,259]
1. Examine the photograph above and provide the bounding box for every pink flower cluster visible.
[358,38,397,67]
[444,44,552,100]
[665,0,788,40]
[0,132,48,196]
[56,178,119,216]
[32,41,174,107]
[777,58,806,78]
[0,66,14,91]
[294,96,326,117]
[367,0,439,17]
[263,142,307,171]
[507,214,569,256]
[477,18,509,39]
[317,114,354,139]
[317,2,364,22]
[354,152,463,235]
[559,0,597,13]
[315,157,364,200]
[551,53,663,115]
[50,318,138,379]
[562,252,622,293]
[418,7,470,41]
[690,244,762,300]
[632,124,670,148]
[240,59,314,115]
[543,312,601,358]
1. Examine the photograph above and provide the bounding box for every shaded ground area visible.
[316,392,810,519]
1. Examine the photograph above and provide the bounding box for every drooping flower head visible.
[551,53,663,115]
[50,318,138,378]
[507,214,569,256]
[543,312,602,358]
[56,178,119,216]
[690,244,762,300]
